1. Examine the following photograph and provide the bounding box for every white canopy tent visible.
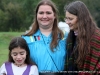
[58,21,70,32]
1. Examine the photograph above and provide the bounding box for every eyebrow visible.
[12,51,25,54]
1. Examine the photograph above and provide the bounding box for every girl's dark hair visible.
[8,37,35,65]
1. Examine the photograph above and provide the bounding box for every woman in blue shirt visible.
[22,0,68,73]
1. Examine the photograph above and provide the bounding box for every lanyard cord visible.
[40,33,59,72]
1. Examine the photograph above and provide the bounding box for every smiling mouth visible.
[17,60,22,63]
[42,20,48,22]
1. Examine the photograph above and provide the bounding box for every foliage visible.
[0,0,100,31]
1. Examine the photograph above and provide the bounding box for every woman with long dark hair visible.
[64,1,100,75]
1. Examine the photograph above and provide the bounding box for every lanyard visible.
[41,33,59,72]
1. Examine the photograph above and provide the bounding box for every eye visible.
[38,11,44,14]
[46,12,52,14]
[20,51,25,55]
[12,53,17,56]
[66,17,73,21]
[69,18,73,20]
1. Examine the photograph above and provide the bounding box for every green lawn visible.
[0,32,24,66]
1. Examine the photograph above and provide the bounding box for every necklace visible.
[14,63,25,67]
[40,33,46,44]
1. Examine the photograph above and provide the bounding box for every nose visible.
[43,14,47,18]
[66,20,70,24]
[65,20,70,25]
[16,54,21,59]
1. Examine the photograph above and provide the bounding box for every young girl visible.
[0,37,39,75]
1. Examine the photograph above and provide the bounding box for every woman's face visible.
[37,5,55,30]
[65,11,78,31]
[11,47,27,66]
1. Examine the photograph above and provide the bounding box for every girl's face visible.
[65,11,78,31]
[37,5,55,30]
[11,47,27,66]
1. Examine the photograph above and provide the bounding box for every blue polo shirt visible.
[22,30,68,72]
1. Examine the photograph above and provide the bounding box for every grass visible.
[0,32,24,66]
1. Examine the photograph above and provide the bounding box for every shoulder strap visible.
[5,62,14,75]
[5,62,32,75]
[23,65,31,75]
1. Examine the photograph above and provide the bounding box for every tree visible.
[5,2,25,31]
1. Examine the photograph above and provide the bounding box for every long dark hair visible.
[65,1,98,67]
[8,37,35,65]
